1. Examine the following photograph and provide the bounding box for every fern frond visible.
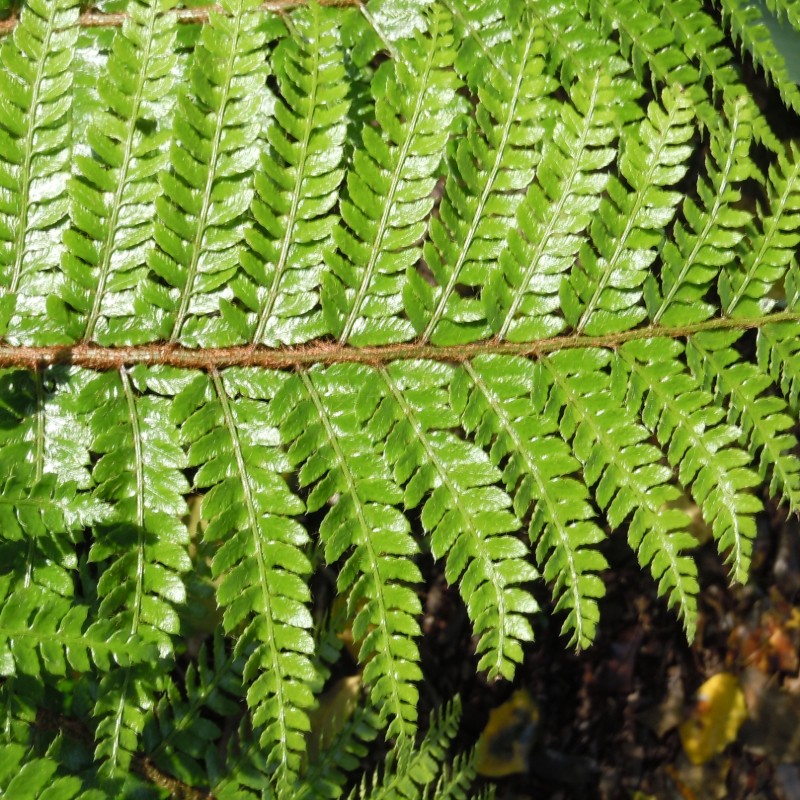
[405,22,555,345]
[0,0,79,342]
[0,579,152,680]
[323,7,459,346]
[687,331,800,512]
[562,86,695,335]
[0,742,85,800]
[176,367,314,783]
[86,367,189,651]
[362,360,536,679]
[584,0,700,92]
[543,349,700,638]
[0,3,797,796]
[85,366,189,774]
[427,751,478,800]
[646,95,755,326]
[453,355,607,651]
[757,321,800,414]
[483,66,625,342]
[273,365,422,738]
[648,0,779,150]
[444,0,513,90]
[764,0,800,31]
[718,0,800,116]
[720,142,800,318]
[148,0,274,347]
[618,338,761,583]
[293,702,380,800]
[351,697,464,800]
[234,1,349,347]
[61,0,179,346]
[144,631,244,787]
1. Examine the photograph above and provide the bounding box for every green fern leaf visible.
[646,95,755,326]
[84,366,189,775]
[235,1,349,347]
[483,66,628,342]
[720,0,800,116]
[323,6,459,346]
[561,86,695,335]
[647,0,780,150]
[362,360,536,679]
[144,631,244,786]
[61,0,179,346]
[404,22,555,345]
[688,330,800,512]
[147,0,277,347]
[0,0,79,342]
[544,348,700,637]
[176,367,314,783]
[0,4,797,798]
[720,142,800,319]
[273,364,422,737]
[618,338,761,583]
[453,355,607,651]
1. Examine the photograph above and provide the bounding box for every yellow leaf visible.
[679,673,747,765]
[475,689,539,778]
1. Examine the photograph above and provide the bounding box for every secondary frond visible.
[84,366,189,774]
[362,360,536,679]
[61,0,179,346]
[0,0,79,343]
[646,95,755,326]
[543,349,700,638]
[147,0,277,347]
[453,355,607,651]
[323,6,459,346]
[648,0,779,150]
[273,364,423,738]
[483,66,628,342]
[404,20,556,345]
[687,331,800,512]
[720,142,800,319]
[176,367,315,784]
[618,338,761,583]
[235,0,349,347]
[143,631,245,787]
[562,86,695,335]
[719,0,800,116]
[350,697,465,800]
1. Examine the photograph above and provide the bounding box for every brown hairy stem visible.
[0,312,796,371]
[0,0,361,37]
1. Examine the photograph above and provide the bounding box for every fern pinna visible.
[0,0,798,797]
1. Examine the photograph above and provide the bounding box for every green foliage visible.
[0,0,79,340]
[0,0,798,798]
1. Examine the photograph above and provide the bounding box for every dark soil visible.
[415,501,800,800]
